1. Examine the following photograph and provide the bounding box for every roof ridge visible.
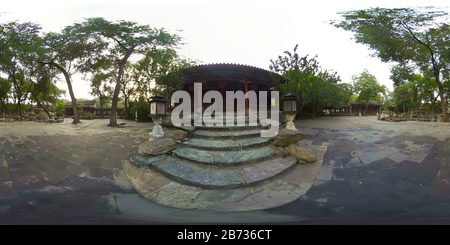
[185,63,273,73]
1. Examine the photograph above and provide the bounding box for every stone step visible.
[194,124,260,131]
[173,146,274,165]
[132,155,298,189]
[182,138,270,151]
[193,129,261,139]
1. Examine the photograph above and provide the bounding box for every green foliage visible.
[129,99,150,122]
[352,70,386,101]
[75,17,183,126]
[0,77,11,115]
[90,71,113,115]
[352,69,387,115]
[54,99,66,116]
[332,7,448,63]
[269,45,342,118]
[332,7,450,121]
[3,103,15,113]
[77,102,84,116]
[81,112,94,119]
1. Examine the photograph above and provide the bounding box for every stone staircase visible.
[131,115,299,189]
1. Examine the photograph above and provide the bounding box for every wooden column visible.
[244,79,249,110]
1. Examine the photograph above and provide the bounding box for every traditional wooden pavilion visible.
[323,99,381,116]
[64,100,96,116]
[93,107,125,118]
[177,63,287,112]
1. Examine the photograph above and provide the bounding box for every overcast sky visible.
[2,0,449,101]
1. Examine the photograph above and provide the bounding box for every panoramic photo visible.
[1,0,450,227]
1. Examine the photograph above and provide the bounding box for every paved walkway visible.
[1,116,450,224]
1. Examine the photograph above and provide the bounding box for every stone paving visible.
[1,117,450,223]
[266,116,450,220]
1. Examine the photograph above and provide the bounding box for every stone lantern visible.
[281,93,298,131]
[148,93,167,139]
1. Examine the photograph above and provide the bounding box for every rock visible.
[283,141,316,163]
[6,118,14,122]
[272,146,289,158]
[138,138,177,156]
[164,129,189,141]
[272,128,306,147]
[130,154,167,167]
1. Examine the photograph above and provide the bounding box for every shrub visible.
[129,100,150,122]
[82,112,94,120]
[54,99,66,117]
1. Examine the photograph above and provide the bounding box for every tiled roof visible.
[181,63,287,86]
[183,63,273,74]
[64,100,96,107]
[348,99,381,106]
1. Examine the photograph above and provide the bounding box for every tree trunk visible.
[431,102,435,117]
[124,96,129,120]
[30,92,51,118]
[109,47,135,127]
[100,100,104,119]
[364,103,368,116]
[433,68,448,122]
[439,91,447,121]
[1,99,4,118]
[48,62,80,124]
[403,102,405,114]
[433,81,447,121]
[17,97,23,116]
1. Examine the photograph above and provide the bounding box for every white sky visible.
[2,0,449,101]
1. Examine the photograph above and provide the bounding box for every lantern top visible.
[149,92,166,103]
[280,92,297,102]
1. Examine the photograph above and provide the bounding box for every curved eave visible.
[181,63,287,87]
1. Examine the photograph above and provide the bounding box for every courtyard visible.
[1,116,450,224]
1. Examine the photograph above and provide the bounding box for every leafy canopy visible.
[352,69,387,103]
[269,45,341,115]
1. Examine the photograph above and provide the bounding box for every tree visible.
[118,62,140,120]
[40,23,106,124]
[77,17,183,127]
[352,69,386,115]
[332,7,450,121]
[393,83,412,113]
[0,77,11,117]
[90,72,113,118]
[54,99,67,117]
[270,45,340,117]
[416,72,440,116]
[389,63,417,87]
[29,67,65,118]
[137,48,196,105]
[308,71,344,119]
[0,22,42,116]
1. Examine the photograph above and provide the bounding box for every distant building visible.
[323,99,381,116]
[64,100,96,116]
[93,107,125,118]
